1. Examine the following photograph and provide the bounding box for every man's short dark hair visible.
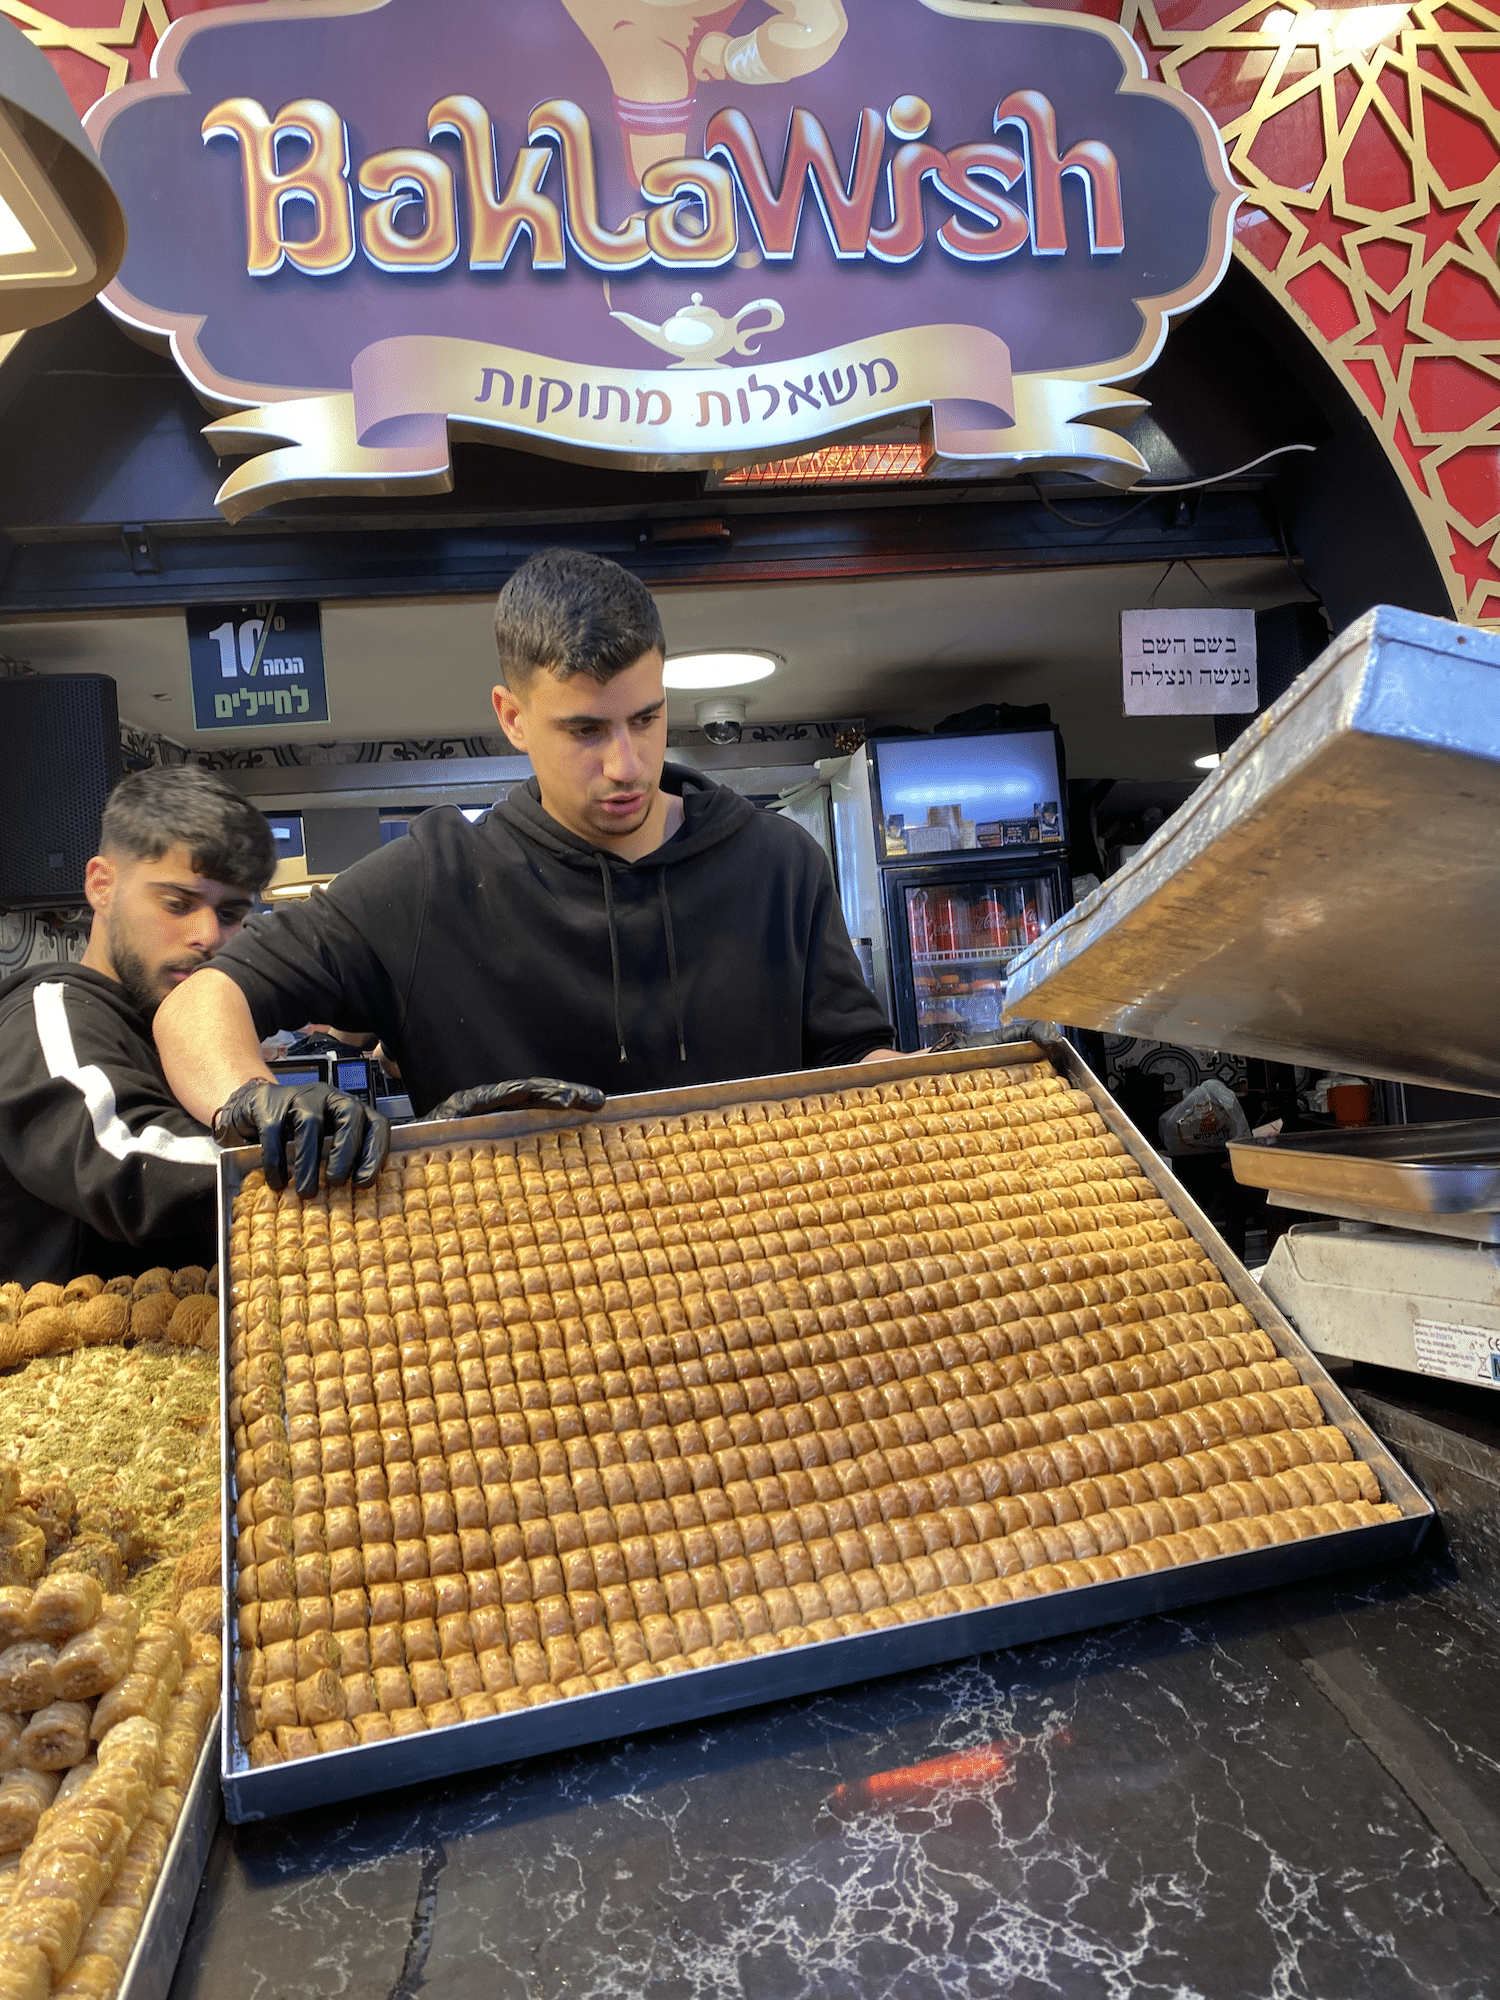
[99,765,277,894]
[494,549,666,691]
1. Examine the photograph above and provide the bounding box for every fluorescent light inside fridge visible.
[870,733,1063,860]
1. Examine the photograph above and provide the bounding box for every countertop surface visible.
[167,1546,1500,2000]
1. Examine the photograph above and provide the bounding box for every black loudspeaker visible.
[1215,603,1331,756]
[0,675,123,909]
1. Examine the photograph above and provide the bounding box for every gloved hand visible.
[213,1080,390,1196]
[427,1078,606,1121]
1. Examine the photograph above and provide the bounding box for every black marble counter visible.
[167,1549,1500,2000]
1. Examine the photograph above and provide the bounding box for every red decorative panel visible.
[1030,0,1500,628]
[1438,442,1500,523]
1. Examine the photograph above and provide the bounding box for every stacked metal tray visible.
[217,1040,1431,1823]
[1230,1120,1500,1239]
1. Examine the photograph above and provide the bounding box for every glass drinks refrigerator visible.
[828,730,1071,1052]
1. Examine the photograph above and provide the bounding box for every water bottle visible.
[967,981,1001,1037]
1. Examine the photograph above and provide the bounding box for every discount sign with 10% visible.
[186,599,329,730]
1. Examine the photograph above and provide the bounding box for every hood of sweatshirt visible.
[490,763,757,1069]
[495,761,753,870]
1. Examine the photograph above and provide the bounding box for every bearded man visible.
[0,763,276,1285]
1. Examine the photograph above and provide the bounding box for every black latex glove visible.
[426,1078,606,1121]
[213,1080,390,1196]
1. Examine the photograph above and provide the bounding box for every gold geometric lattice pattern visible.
[0,0,172,100]
[1111,0,1500,627]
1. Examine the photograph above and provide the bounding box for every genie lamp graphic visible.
[609,290,786,366]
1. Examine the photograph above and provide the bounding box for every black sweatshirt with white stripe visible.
[0,965,219,1287]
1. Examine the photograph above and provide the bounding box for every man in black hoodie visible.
[156,550,895,1189]
[0,764,276,1285]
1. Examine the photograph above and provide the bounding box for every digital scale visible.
[1003,603,1500,1397]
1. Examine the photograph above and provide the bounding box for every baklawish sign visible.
[86,0,1240,519]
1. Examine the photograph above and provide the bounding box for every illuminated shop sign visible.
[86,0,1238,518]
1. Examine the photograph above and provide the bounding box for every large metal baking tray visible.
[1230,1120,1500,1222]
[118,1717,221,2000]
[1001,606,1500,1096]
[217,1041,1432,1823]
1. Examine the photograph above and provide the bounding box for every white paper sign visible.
[1121,608,1258,715]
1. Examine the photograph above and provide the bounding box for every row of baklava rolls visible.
[227,1288,1269,1490]
[234,1166,1203,1347]
[231,1302,1395,1760]
[231,1131,1155,1315]
[233,1065,1127,1234]
[236,1470,1396,1765]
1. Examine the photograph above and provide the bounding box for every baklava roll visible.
[52,1952,121,1999]
[0,1594,31,1652]
[372,1666,414,1712]
[340,1671,378,1719]
[1,1896,86,1981]
[0,1768,59,1852]
[25,1575,103,1645]
[0,1642,55,1713]
[17,1702,91,1771]
[407,1660,449,1707]
[76,1902,143,1971]
[510,1642,550,1688]
[477,1649,516,1694]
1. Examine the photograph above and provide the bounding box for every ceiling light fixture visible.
[663,651,778,691]
[1194,753,1222,770]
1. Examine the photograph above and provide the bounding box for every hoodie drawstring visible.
[597,855,628,1065]
[596,854,688,1066]
[658,867,687,1063]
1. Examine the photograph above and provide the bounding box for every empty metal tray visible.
[1229,1119,1500,1221]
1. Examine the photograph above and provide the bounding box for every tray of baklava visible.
[218,1041,1431,1822]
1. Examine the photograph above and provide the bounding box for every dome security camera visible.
[695,697,745,746]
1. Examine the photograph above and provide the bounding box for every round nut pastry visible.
[129,1291,177,1343]
[168,1295,220,1351]
[12,1307,76,1363]
[17,1282,66,1319]
[73,1293,130,1346]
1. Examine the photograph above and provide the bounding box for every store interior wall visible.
[0,267,1468,1123]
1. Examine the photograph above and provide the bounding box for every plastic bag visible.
[1158,1078,1252,1153]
